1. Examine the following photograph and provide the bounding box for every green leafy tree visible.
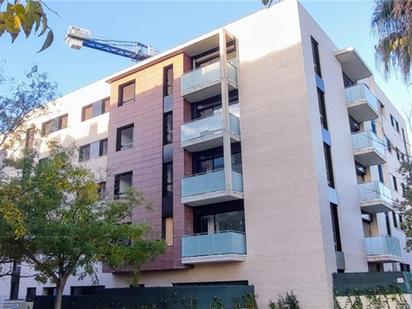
[371,0,412,83]
[0,64,56,155]
[0,144,166,309]
[0,0,54,51]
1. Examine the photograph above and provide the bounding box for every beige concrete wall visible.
[297,2,368,273]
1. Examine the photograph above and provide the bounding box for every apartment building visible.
[1,0,411,307]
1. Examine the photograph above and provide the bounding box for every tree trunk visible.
[54,281,66,309]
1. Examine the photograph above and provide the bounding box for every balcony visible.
[181,61,238,102]
[352,131,385,167]
[345,83,379,122]
[181,169,243,206]
[365,236,402,263]
[359,181,393,213]
[181,112,240,152]
[181,231,246,264]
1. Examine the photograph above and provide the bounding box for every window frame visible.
[118,80,135,106]
[116,124,134,151]
[114,171,133,199]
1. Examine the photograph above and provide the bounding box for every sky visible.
[0,0,411,117]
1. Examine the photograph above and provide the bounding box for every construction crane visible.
[65,26,157,61]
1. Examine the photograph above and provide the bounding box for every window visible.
[162,163,173,197]
[379,101,385,116]
[317,89,328,130]
[79,144,91,162]
[355,161,366,182]
[311,36,322,77]
[400,263,410,272]
[97,181,106,199]
[163,66,173,97]
[371,120,377,134]
[385,136,392,153]
[43,287,56,296]
[390,114,395,127]
[82,104,93,121]
[82,98,110,121]
[342,72,354,87]
[323,143,335,188]
[99,138,108,156]
[162,217,174,246]
[25,127,35,150]
[114,171,132,199]
[396,147,401,161]
[199,210,245,234]
[378,165,384,183]
[26,287,36,302]
[396,121,400,133]
[118,81,135,106]
[392,212,399,228]
[392,175,398,191]
[163,112,173,145]
[349,116,360,133]
[79,139,108,162]
[102,97,110,113]
[330,203,342,252]
[42,114,68,135]
[385,212,392,236]
[116,124,134,151]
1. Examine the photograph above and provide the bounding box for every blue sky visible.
[1,0,410,118]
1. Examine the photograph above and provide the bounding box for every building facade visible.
[0,1,411,308]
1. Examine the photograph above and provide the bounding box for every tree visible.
[0,0,54,51]
[0,144,166,309]
[371,0,412,83]
[0,64,56,160]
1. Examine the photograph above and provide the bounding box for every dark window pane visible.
[79,144,91,162]
[162,163,173,197]
[317,89,328,130]
[330,203,342,251]
[311,36,322,77]
[323,143,335,188]
[99,139,108,156]
[116,124,134,151]
[114,172,133,199]
[163,112,173,144]
[60,114,68,129]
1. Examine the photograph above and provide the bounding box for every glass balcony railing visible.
[182,231,246,258]
[181,169,243,198]
[358,181,393,206]
[352,130,385,158]
[365,236,401,258]
[181,62,238,96]
[181,112,240,144]
[345,83,379,114]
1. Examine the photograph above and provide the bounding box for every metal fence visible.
[33,285,254,309]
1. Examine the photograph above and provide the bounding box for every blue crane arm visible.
[82,39,150,61]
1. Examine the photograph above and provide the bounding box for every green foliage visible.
[232,293,258,309]
[0,144,165,309]
[269,291,300,309]
[210,296,225,309]
[334,286,410,309]
[396,159,412,251]
[0,64,56,155]
[371,0,412,83]
[0,0,54,51]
